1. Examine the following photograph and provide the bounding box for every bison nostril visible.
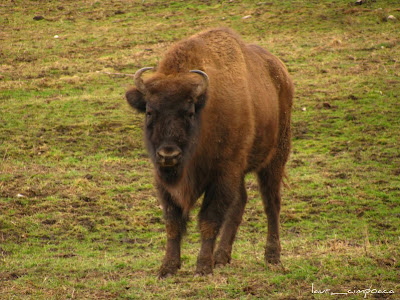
[157,147,182,166]
[157,149,181,158]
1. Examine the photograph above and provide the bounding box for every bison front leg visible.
[158,189,187,278]
[196,178,236,275]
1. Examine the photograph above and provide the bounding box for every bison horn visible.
[134,67,153,94]
[190,70,209,97]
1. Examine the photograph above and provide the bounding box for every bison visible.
[125,28,293,277]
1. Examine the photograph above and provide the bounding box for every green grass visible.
[1,0,399,299]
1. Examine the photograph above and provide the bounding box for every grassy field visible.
[1,0,399,299]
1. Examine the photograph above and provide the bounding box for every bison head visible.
[126,68,208,185]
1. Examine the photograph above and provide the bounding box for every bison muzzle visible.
[125,27,294,278]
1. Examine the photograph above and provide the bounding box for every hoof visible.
[158,261,180,279]
[265,254,281,265]
[195,257,213,276]
[265,244,281,265]
[214,249,231,267]
[195,266,213,276]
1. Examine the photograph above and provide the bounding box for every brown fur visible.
[125,27,294,277]
[199,220,219,240]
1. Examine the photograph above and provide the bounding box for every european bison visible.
[125,28,293,277]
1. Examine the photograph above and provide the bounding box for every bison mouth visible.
[156,165,184,185]
[152,145,185,184]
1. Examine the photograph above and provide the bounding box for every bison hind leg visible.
[213,248,231,267]
[257,164,283,265]
[196,174,246,274]
[258,142,290,264]
[258,115,291,265]
[213,179,247,267]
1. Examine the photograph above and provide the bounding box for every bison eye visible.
[187,112,194,119]
[145,111,153,126]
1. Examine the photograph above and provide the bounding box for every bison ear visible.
[126,88,146,113]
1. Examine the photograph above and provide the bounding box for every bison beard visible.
[125,27,294,278]
[158,166,180,185]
